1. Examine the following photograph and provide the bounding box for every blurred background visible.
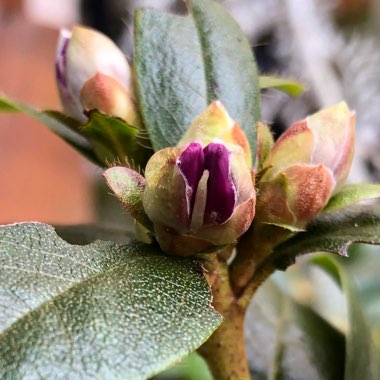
[1,0,380,379]
[1,0,380,224]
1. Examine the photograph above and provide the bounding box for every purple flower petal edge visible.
[55,30,71,91]
[204,143,236,224]
[177,142,205,217]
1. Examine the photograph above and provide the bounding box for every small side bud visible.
[256,102,355,229]
[103,166,152,231]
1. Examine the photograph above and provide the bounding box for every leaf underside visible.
[246,279,345,379]
[54,223,134,245]
[312,255,380,380]
[0,223,221,380]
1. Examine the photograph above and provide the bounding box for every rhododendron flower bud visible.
[256,102,355,228]
[105,102,256,256]
[139,102,254,255]
[55,26,132,121]
[143,140,255,256]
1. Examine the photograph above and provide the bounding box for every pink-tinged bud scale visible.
[256,102,356,229]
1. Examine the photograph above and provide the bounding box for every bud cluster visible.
[55,27,356,257]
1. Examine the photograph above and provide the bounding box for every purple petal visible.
[55,30,71,91]
[204,143,236,224]
[177,142,205,217]
[55,29,82,118]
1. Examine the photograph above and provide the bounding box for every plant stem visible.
[198,301,249,380]
[198,253,251,380]
[230,223,291,295]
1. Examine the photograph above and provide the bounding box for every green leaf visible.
[259,75,305,96]
[324,183,380,213]
[154,352,212,380]
[246,279,345,379]
[134,2,260,165]
[312,255,380,380]
[0,223,221,379]
[134,10,207,152]
[0,95,99,165]
[271,205,380,270]
[187,0,260,164]
[81,110,152,168]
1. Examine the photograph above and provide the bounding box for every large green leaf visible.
[134,10,207,152]
[0,95,99,165]
[0,223,221,379]
[323,183,380,213]
[271,205,380,270]
[187,0,260,164]
[134,1,260,164]
[312,255,380,380]
[246,279,345,379]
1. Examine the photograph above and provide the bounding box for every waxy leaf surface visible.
[187,0,260,164]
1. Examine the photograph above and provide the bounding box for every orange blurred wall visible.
[0,11,95,224]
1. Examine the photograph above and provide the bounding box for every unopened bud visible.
[55,26,132,121]
[105,102,256,256]
[142,103,255,255]
[256,102,355,228]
